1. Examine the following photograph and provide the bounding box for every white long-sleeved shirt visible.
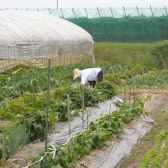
[80,68,102,85]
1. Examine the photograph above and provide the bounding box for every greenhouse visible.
[0,10,94,72]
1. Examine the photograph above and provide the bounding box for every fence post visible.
[84,8,89,18]
[67,95,71,134]
[110,6,114,17]
[60,8,64,19]
[97,7,109,40]
[164,6,168,16]
[72,8,77,19]
[49,8,53,14]
[84,8,93,36]
[31,79,37,113]
[150,6,154,17]
[2,130,6,165]
[124,87,127,105]
[82,85,85,130]
[136,6,140,16]
[97,7,101,18]
[123,6,126,16]
[57,0,58,9]
[45,59,51,151]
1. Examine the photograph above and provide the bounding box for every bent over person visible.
[73,68,103,88]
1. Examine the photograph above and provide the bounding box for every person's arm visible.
[81,73,87,85]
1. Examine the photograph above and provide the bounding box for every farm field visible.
[120,93,168,168]
[0,42,168,168]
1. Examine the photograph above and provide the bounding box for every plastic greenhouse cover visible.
[0,10,94,71]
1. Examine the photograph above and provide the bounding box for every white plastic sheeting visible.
[0,11,94,71]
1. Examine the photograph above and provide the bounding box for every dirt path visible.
[120,92,168,168]
[76,91,168,168]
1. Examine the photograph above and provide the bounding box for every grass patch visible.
[139,129,168,168]
[94,42,152,66]
[123,70,168,90]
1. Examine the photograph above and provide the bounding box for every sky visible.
[0,0,167,8]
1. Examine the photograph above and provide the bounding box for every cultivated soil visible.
[76,90,168,168]
[120,91,168,168]
[3,90,168,168]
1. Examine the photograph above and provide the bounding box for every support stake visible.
[82,85,85,129]
[67,95,71,134]
[45,59,51,151]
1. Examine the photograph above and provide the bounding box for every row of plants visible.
[104,64,151,85]
[123,70,168,90]
[0,64,150,142]
[0,81,116,161]
[27,99,144,168]
[0,64,89,102]
[139,130,168,168]
[0,63,150,102]
[0,63,150,162]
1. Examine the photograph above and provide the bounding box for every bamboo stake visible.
[82,85,85,130]
[67,95,71,135]
[45,59,51,151]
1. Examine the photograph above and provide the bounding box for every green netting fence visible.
[2,7,168,42]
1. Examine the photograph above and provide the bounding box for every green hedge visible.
[69,16,168,42]
[150,41,168,69]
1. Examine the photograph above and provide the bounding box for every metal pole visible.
[110,6,114,17]
[124,88,127,105]
[84,8,93,36]
[136,6,140,16]
[123,6,126,16]
[84,8,89,18]
[97,7,101,18]
[72,8,77,19]
[31,79,37,113]
[45,59,51,151]
[82,85,85,130]
[49,8,52,14]
[60,8,64,18]
[97,7,108,41]
[150,6,154,17]
[133,80,136,102]
[129,86,131,105]
[57,0,58,9]
[2,130,6,165]
[67,95,71,134]
[164,6,168,16]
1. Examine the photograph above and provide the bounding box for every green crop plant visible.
[0,62,151,163]
[124,70,168,90]
[105,64,151,85]
[29,99,144,168]
[0,62,150,102]
[0,64,89,102]
[139,130,168,168]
